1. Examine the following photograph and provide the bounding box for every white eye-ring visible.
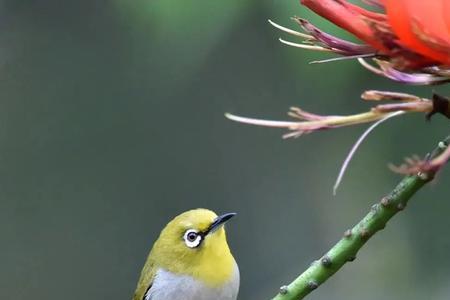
[183,229,202,248]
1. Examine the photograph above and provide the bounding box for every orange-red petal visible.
[384,0,450,64]
[443,0,450,36]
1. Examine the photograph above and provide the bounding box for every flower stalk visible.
[269,0,450,84]
[272,135,450,300]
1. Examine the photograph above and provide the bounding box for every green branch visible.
[272,135,450,300]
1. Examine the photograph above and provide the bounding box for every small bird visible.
[132,208,239,300]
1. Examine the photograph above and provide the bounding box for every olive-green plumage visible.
[132,208,239,300]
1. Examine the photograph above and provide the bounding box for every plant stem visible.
[272,135,450,300]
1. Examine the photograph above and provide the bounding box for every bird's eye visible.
[183,229,202,248]
[187,231,197,242]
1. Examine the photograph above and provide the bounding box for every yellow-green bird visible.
[132,208,239,300]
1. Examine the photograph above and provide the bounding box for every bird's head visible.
[150,208,237,286]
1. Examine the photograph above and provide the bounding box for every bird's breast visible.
[146,265,239,300]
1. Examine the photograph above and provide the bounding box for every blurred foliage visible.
[0,1,449,300]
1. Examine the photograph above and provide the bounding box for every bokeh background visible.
[1,1,449,299]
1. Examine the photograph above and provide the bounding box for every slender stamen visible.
[224,113,299,128]
[333,111,405,195]
[279,38,333,52]
[357,58,385,75]
[310,53,376,64]
[268,19,313,39]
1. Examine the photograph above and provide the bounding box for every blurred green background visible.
[1,1,449,299]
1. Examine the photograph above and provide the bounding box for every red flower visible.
[271,0,450,84]
[301,0,450,69]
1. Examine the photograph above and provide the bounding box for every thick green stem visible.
[273,135,450,300]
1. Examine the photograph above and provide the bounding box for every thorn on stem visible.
[438,141,448,149]
[321,256,332,267]
[307,281,319,290]
[371,204,379,213]
[344,229,352,238]
[279,285,289,295]
[418,172,429,181]
[360,228,370,239]
[380,196,391,207]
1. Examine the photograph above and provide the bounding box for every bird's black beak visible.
[205,212,236,235]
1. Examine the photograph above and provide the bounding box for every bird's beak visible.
[206,212,236,235]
